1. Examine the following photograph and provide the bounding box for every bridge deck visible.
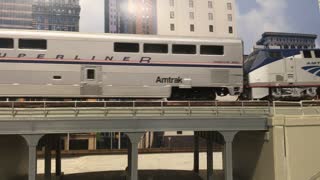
[0,100,318,134]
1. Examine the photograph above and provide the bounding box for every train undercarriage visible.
[241,87,320,101]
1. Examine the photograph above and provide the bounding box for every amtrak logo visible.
[302,66,320,77]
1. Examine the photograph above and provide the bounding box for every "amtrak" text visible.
[156,76,183,84]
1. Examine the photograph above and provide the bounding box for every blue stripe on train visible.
[0,59,243,69]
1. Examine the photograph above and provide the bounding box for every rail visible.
[0,100,319,118]
[0,101,271,118]
[273,100,320,115]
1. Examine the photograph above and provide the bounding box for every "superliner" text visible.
[0,53,152,63]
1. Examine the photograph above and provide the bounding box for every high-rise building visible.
[157,0,237,37]
[105,0,157,34]
[0,0,33,29]
[32,0,81,31]
[318,0,320,12]
[135,0,157,34]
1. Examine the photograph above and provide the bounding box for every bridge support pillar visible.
[126,132,144,180]
[220,131,238,180]
[206,132,214,180]
[193,131,200,174]
[22,134,43,180]
[45,136,52,179]
[55,135,62,177]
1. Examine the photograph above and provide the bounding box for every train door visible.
[80,66,102,96]
[286,57,296,83]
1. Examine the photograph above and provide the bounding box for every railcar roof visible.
[0,29,242,43]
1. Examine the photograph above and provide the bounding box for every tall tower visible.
[32,0,81,31]
[105,0,157,34]
[0,0,33,29]
[157,0,237,38]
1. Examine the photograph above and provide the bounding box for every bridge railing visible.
[0,100,271,118]
[273,100,320,115]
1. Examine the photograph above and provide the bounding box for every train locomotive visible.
[242,48,320,100]
[0,29,243,101]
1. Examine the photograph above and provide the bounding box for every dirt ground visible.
[37,152,225,180]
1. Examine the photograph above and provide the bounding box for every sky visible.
[237,0,320,53]
[79,0,320,54]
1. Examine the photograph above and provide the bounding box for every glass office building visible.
[0,0,33,29]
[0,0,80,32]
[32,0,81,31]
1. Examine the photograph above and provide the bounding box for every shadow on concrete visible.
[37,170,204,180]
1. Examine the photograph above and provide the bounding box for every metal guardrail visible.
[0,101,271,118]
[273,100,320,115]
[0,100,318,118]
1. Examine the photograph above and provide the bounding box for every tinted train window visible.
[53,76,62,80]
[87,69,95,80]
[172,44,196,54]
[144,43,168,53]
[19,39,47,50]
[269,51,282,59]
[303,50,312,58]
[200,45,224,55]
[114,43,139,53]
[0,38,13,49]
[314,50,320,58]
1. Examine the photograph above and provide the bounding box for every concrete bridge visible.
[0,100,319,180]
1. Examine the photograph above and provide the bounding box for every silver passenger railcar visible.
[0,29,243,100]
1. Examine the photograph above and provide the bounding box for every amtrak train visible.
[242,48,320,100]
[0,29,319,101]
[0,29,243,101]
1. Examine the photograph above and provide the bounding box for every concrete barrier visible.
[0,135,28,180]
[233,116,320,180]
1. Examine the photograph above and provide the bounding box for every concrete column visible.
[22,134,43,180]
[127,139,132,175]
[207,133,213,180]
[193,131,200,174]
[220,131,238,180]
[45,136,52,179]
[55,135,62,176]
[126,132,144,180]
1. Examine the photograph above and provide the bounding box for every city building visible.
[318,0,320,12]
[32,0,81,31]
[256,32,317,49]
[0,0,80,31]
[105,0,157,34]
[157,0,237,37]
[135,0,157,34]
[0,0,33,29]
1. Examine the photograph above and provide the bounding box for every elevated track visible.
[0,100,318,134]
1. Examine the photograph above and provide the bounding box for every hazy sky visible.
[237,0,320,53]
[79,0,320,54]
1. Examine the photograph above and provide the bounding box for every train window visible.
[53,76,62,80]
[143,43,168,53]
[303,50,312,58]
[0,38,14,49]
[314,50,320,58]
[269,51,282,59]
[200,45,224,55]
[172,44,196,54]
[114,42,139,53]
[87,69,95,80]
[19,39,47,50]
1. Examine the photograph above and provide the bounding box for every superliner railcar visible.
[0,29,243,100]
